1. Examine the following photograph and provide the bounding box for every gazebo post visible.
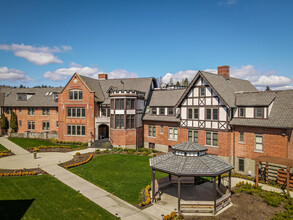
[213,177,217,214]
[287,166,290,195]
[255,160,259,187]
[178,176,181,214]
[218,175,222,187]
[229,170,231,193]
[169,174,171,181]
[151,169,155,202]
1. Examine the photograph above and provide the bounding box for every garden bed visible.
[59,152,94,168]
[0,168,45,177]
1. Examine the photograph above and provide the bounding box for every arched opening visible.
[98,124,109,139]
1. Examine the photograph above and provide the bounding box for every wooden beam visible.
[287,166,290,195]
[169,174,171,181]
[229,171,231,193]
[255,161,259,187]
[218,175,222,187]
[151,169,155,202]
[178,176,181,214]
[266,162,269,183]
[213,177,216,214]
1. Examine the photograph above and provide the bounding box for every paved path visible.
[0,137,159,219]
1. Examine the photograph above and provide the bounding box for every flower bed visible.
[66,154,93,169]
[0,168,44,177]
[163,211,177,220]
[0,150,13,157]
[27,145,72,153]
[139,185,151,207]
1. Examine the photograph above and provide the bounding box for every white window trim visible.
[255,134,263,153]
[69,89,83,100]
[239,132,244,144]
[148,125,156,138]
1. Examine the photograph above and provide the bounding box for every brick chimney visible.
[98,73,108,80]
[218,65,230,80]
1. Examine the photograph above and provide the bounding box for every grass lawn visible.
[0,144,8,151]
[8,137,79,149]
[0,175,115,220]
[70,154,167,205]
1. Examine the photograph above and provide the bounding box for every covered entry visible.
[98,124,109,139]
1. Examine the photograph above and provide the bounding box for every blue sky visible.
[0,0,293,89]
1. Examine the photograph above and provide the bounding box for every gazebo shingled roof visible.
[149,142,234,177]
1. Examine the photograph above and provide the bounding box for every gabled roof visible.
[230,90,293,129]
[176,71,257,108]
[235,91,276,106]
[148,89,185,107]
[80,75,155,104]
[0,87,62,107]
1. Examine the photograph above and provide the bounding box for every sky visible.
[0,0,293,90]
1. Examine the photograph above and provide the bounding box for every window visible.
[17,94,27,101]
[151,108,157,115]
[19,120,22,127]
[56,121,59,128]
[206,131,218,147]
[200,87,205,96]
[67,125,86,136]
[19,108,22,113]
[101,107,110,117]
[28,121,35,130]
[5,107,12,114]
[67,107,85,118]
[168,108,174,115]
[239,158,245,172]
[213,109,218,120]
[115,115,124,128]
[206,109,211,120]
[255,108,264,118]
[42,107,50,116]
[115,99,124,110]
[168,127,178,140]
[239,132,244,143]
[126,115,135,129]
[160,108,165,115]
[56,108,58,113]
[255,134,263,152]
[54,93,58,101]
[160,125,164,134]
[126,99,135,109]
[206,108,218,120]
[239,107,245,117]
[69,90,83,100]
[28,107,35,116]
[148,125,156,137]
[188,130,198,143]
[42,121,50,130]
[188,108,199,119]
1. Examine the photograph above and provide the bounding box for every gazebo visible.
[149,142,234,214]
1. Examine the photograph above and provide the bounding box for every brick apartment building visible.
[1,65,293,177]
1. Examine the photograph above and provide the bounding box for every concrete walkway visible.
[0,137,159,219]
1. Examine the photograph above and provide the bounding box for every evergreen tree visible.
[183,78,189,87]
[176,81,181,87]
[10,111,18,133]
[0,113,8,135]
[266,85,271,91]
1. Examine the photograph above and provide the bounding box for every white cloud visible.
[43,63,138,81]
[218,0,238,6]
[0,66,34,81]
[162,70,198,84]
[0,43,71,65]
[204,65,293,90]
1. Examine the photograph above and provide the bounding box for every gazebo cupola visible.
[172,142,207,157]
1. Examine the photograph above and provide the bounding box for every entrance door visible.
[98,124,109,139]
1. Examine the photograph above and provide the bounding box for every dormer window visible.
[255,108,264,118]
[239,107,245,117]
[69,90,83,100]
[151,108,157,115]
[17,93,27,101]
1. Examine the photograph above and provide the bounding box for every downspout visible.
[232,125,235,167]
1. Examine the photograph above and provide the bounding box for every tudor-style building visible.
[1,65,293,178]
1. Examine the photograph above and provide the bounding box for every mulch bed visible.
[185,190,285,220]
[59,152,94,168]
[0,168,46,175]
[0,151,14,158]
[27,148,75,153]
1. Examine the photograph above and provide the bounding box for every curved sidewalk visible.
[0,137,160,219]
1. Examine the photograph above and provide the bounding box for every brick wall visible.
[58,74,96,142]
[4,107,58,134]
[233,126,289,160]
[110,128,137,149]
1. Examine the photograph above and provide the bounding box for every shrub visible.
[143,152,149,156]
[0,113,8,135]
[152,153,156,157]
[127,149,135,155]
[10,111,18,133]
[95,149,100,154]
[151,149,157,153]
[75,152,80,156]
[262,191,283,207]
[102,142,111,149]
